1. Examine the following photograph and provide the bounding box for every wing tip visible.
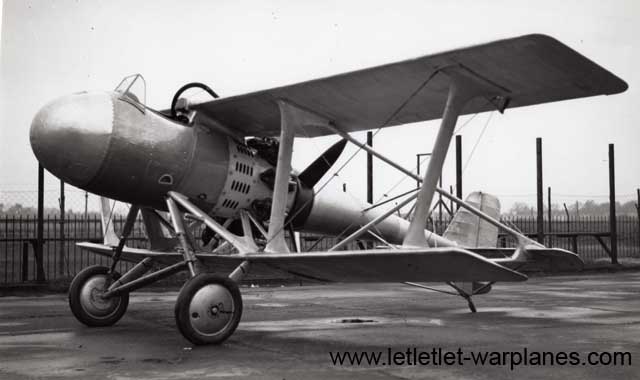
[522,33,628,95]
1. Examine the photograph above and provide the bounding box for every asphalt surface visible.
[0,272,638,379]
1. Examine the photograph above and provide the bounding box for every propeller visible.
[298,138,347,188]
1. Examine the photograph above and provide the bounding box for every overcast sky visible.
[1,0,639,212]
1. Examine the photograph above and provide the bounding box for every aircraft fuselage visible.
[30,90,452,246]
[30,91,289,216]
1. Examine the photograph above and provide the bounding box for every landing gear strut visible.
[69,203,139,327]
[69,192,250,345]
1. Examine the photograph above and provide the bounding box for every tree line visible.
[0,203,101,217]
[505,200,639,217]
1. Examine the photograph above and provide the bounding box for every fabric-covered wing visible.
[190,34,627,137]
[77,242,526,283]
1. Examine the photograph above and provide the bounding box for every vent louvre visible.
[236,144,255,157]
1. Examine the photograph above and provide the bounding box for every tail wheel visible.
[68,265,129,327]
[175,274,242,345]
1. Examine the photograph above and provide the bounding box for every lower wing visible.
[77,242,526,283]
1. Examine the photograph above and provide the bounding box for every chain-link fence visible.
[1,212,638,286]
[1,179,639,286]
[0,187,131,218]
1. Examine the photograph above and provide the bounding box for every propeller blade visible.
[298,138,347,187]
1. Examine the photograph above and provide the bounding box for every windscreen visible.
[114,74,146,109]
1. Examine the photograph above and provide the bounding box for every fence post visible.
[608,144,618,264]
[547,186,552,246]
[366,131,373,205]
[59,180,66,276]
[536,138,544,244]
[636,189,640,254]
[22,241,29,282]
[29,239,46,282]
[36,164,46,282]
[456,134,462,209]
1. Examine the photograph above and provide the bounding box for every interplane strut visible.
[265,100,332,253]
[403,79,471,247]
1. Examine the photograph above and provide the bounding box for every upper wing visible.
[77,242,526,283]
[190,34,627,137]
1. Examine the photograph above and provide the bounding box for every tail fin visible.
[443,192,501,248]
[444,192,501,296]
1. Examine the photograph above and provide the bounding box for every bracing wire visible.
[262,70,443,247]
[462,111,494,174]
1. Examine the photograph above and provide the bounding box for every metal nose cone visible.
[30,92,113,188]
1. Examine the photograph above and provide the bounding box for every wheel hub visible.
[189,284,235,337]
[79,275,120,318]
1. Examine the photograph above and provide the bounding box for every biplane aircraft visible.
[30,34,627,345]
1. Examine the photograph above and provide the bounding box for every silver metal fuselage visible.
[30,91,452,247]
[30,91,275,215]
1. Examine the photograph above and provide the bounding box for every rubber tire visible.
[175,274,242,345]
[68,265,129,327]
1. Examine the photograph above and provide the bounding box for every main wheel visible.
[174,274,242,345]
[68,265,129,327]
